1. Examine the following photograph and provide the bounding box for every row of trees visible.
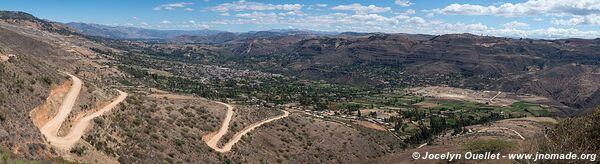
[394,108,506,144]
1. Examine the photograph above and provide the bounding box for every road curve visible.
[40,73,83,138]
[38,74,128,150]
[219,110,289,152]
[204,102,289,153]
[204,102,235,152]
[46,90,128,150]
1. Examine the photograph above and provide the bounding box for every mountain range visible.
[1,10,599,163]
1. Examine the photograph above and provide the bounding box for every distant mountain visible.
[203,33,599,111]
[170,32,235,44]
[253,29,339,35]
[67,22,341,42]
[66,22,223,39]
[171,29,337,44]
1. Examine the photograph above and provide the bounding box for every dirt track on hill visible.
[40,73,83,139]
[37,74,128,150]
[203,102,289,153]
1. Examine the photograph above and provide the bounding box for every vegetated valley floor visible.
[0,10,599,163]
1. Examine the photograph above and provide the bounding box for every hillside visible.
[1,10,600,163]
[0,11,120,160]
[0,11,411,163]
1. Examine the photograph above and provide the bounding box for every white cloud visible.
[289,13,600,38]
[427,22,600,39]
[283,13,428,32]
[208,0,302,12]
[316,4,328,7]
[212,12,284,24]
[278,11,305,16]
[490,27,600,39]
[395,0,413,7]
[183,20,210,29]
[502,21,529,29]
[400,9,416,15]
[406,17,426,24]
[431,0,600,17]
[93,0,600,39]
[331,3,391,14]
[551,14,600,25]
[209,12,600,39]
[235,12,279,19]
[153,2,193,11]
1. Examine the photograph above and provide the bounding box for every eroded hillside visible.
[1,10,599,164]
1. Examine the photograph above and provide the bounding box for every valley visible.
[0,10,597,164]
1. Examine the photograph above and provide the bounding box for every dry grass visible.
[354,120,387,131]
[30,80,72,128]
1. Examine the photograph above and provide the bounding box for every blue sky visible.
[2,0,600,39]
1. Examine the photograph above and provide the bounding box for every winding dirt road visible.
[40,73,83,138]
[38,74,128,150]
[203,102,289,153]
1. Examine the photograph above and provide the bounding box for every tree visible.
[394,120,404,132]
[369,111,377,118]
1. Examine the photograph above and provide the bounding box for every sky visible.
[2,0,600,39]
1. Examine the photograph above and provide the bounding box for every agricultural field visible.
[322,89,554,144]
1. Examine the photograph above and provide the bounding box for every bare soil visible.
[409,86,550,106]
[354,120,387,131]
[376,117,557,163]
[30,80,72,128]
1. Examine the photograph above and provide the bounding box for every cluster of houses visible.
[291,106,399,131]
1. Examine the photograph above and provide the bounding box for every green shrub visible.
[119,79,131,86]
[70,146,86,156]
[40,76,52,85]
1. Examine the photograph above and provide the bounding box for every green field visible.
[331,90,554,144]
[349,93,424,108]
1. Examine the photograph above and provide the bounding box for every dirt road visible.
[47,90,128,150]
[219,110,289,152]
[0,55,8,62]
[40,73,83,137]
[204,102,289,153]
[39,74,128,150]
[204,102,235,152]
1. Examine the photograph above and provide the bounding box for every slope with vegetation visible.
[1,10,599,163]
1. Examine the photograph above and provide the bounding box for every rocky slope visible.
[2,10,600,163]
[0,11,125,160]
